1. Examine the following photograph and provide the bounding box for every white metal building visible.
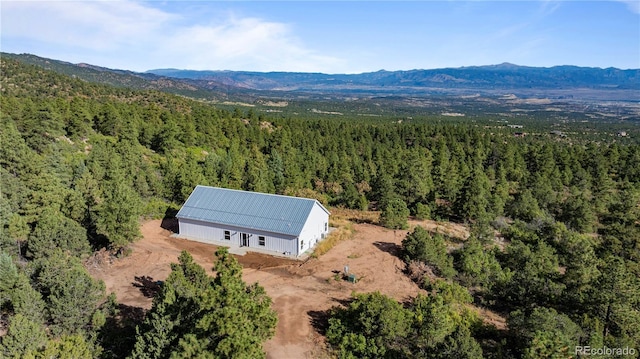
[176,185,330,257]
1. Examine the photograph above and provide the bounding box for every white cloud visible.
[613,0,640,14]
[0,0,346,72]
[160,16,345,72]
[537,0,562,17]
[1,0,174,51]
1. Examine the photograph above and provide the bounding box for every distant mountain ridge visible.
[2,53,638,102]
[148,63,640,91]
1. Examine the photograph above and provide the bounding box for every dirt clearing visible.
[88,218,474,358]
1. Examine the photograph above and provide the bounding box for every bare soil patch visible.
[88,217,488,358]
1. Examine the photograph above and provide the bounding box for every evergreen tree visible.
[557,232,601,306]
[0,251,19,309]
[165,152,206,203]
[591,256,640,343]
[218,142,245,190]
[95,177,141,250]
[152,114,180,154]
[402,226,456,279]
[379,197,410,229]
[326,292,410,359]
[27,208,90,259]
[0,314,48,358]
[7,214,29,258]
[326,289,482,359]
[396,148,433,207]
[490,166,511,217]
[338,181,363,209]
[0,252,47,323]
[267,149,286,194]
[29,249,106,336]
[414,202,431,220]
[370,171,395,209]
[456,165,491,222]
[599,182,640,261]
[94,103,122,137]
[455,238,503,291]
[129,249,277,358]
[432,327,483,359]
[509,188,543,222]
[493,240,564,310]
[24,334,96,359]
[410,293,459,349]
[508,307,582,359]
[244,146,272,193]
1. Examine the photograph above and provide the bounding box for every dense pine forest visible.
[1,57,639,358]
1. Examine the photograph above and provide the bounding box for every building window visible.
[259,236,265,246]
[224,230,230,240]
[301,240,304,249]
[324,222,328,232]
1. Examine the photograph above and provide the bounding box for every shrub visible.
[414,202,431,220]
[402,226,456,279]
[379,198,409,229]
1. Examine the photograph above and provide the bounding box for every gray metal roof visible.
[176,186,329,236]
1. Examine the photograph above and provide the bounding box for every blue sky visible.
[1,1,639,73]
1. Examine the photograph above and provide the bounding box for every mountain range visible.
[148,63,640,92]
[2,52,638,101]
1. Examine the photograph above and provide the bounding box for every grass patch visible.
[312,214,355,257]
[330,207,380,224]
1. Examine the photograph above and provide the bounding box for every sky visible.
[1,1,639,73]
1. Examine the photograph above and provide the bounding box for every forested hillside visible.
[1,57,639,357]
[1,52,227,100]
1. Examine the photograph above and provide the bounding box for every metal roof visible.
[176,186,329,236]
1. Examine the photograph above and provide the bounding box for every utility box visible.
[347,274,357,283]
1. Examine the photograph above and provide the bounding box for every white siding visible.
[298,202,330,254]
[178,218,299,256]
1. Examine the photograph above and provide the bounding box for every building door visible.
[241,233,249,247]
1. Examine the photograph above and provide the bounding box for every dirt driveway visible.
[89,219,466,358]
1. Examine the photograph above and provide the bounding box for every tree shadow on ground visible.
[133,275,162,298]
[349,217,376,224]
[117,303,146,323]
[373,241,402,257]
[99,303,146,358]
[308,297,354,335]
[308,310,331,335]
